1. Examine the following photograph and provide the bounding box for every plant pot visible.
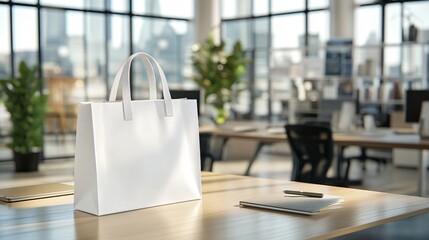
[14,152,41,172]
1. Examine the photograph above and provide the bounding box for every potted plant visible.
[0,61,48,172]
[191,36,248,124]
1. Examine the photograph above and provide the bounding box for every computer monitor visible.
[405,90,429,123]
[317,98,357,122]
[169,89,201,115]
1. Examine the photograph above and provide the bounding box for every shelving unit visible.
[269,42,429,122]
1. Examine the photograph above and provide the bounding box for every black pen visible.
[283,190,324,198]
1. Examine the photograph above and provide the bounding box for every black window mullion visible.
[9,2,14,78]
[261,18,272,120]
[36,0,45,160]
[380,1,386,78]
[37,0,42,81]
[304,0,309,56]
[267,0,272,121]
[104,0,112,96]
[400,2,404,82]
[250,0,257,119]
[83,12,89,101]
[129,0,134,99]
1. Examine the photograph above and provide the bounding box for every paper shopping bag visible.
[74,52,202,216]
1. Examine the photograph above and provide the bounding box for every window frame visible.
[220,0,329,120]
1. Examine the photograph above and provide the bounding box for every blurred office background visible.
[0,0,429,160]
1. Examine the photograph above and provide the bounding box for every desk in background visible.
[1,172,429,239]
[334,131,429,196]
[202,126,429,196]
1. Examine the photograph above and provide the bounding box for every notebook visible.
[0,183,74,203]
[267,127,285,134]
[239,194,342,216]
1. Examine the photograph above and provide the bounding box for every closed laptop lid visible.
[240,194,342,215]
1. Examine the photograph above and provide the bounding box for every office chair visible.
[199,131,228,171]
[285,124,350,186]
[200,132,215,171]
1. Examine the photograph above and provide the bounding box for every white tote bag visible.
[74,52,202,216]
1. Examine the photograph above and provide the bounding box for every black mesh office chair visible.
[285,124,350,186]
[200,132,216,171]
[200,131,226,171]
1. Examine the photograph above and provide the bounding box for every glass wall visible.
[132,17,193,98]
[108,15,130,88]
[0,0,194,159]
[354,1,429,106]
[355,5,382,46]
[271,0,305,14]
[384,3,401,78]
[12,6,38,74]
[132,0,193,18]
[221,0,330,121]
[222,0,429,121]
[402,1,429,89]
[0,6,11,78]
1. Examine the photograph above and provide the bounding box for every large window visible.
[0,6,11,77]
[221,0,330,120]
[271,0,305,13]
[132,17,193,98]
[0,0,194,159]
[132,0,193,18]
[13,6,38,74]
[222,0,429,121]
[355,5,382,46]
[354,0,429,106]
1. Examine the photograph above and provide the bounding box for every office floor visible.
[1,140,429,239]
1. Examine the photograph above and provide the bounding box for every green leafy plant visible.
[191,36,248,124]
[0,61,48,154]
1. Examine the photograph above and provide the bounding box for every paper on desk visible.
[219,125,258,132]
[267,127,285,134]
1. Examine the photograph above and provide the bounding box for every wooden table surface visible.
[1,172,429,239]
[333,131,429,149]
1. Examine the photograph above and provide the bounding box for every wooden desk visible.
[334,132,429,196]
[1,172,429,239]
[204,127,429,196]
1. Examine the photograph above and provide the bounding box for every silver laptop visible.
[0,183,74,203]
[240,194,342,216]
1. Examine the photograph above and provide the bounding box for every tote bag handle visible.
[109,52,174,120]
